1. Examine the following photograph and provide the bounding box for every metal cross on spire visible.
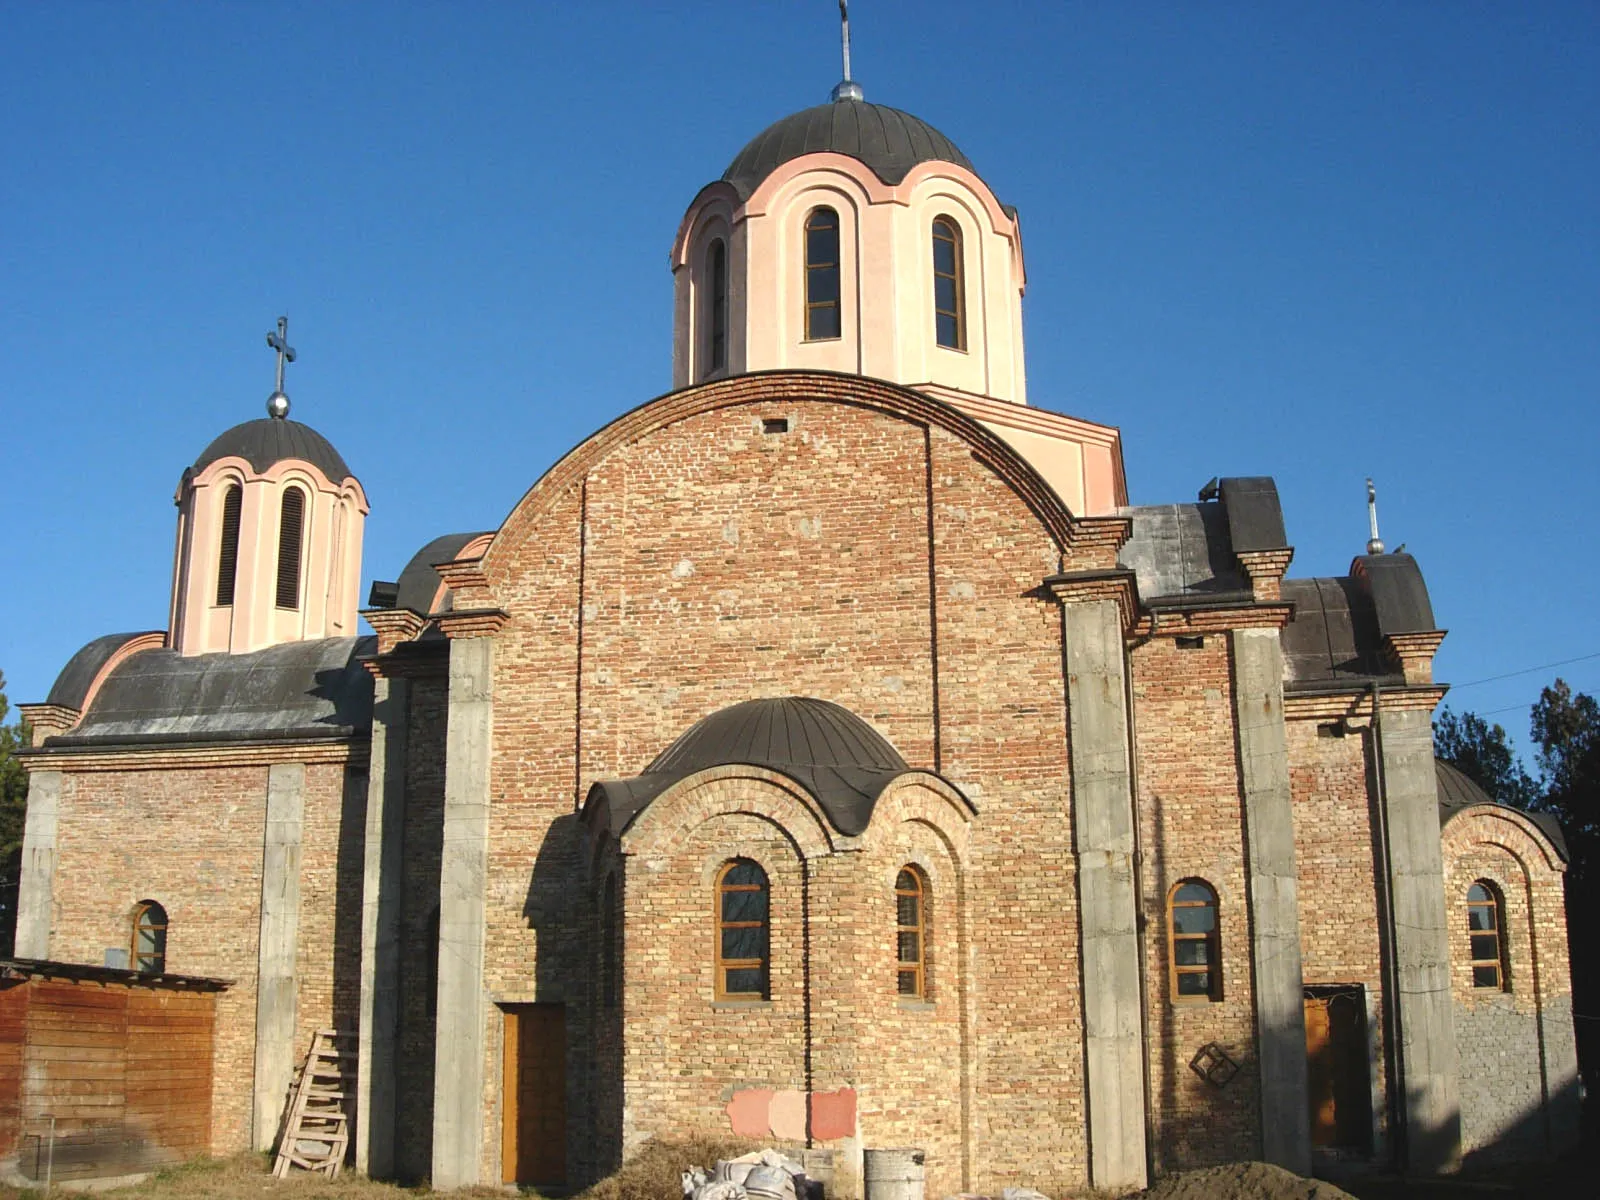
[266,316,296,419]
[831,0,863,102]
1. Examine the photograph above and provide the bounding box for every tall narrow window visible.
[1467,881,1508,990]
[601,873,620,1008]
[276,486,305,610]
[1168,880,1222,1001]
[804,207,841,340]
[896,867,927,999]
[932,216,965,350]
[716,858,769,1000]
[706,239,728,377]
[131,900,168,974]
[215,484,243,606]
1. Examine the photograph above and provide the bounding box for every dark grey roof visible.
[1218,477,1288,552]
[46,632,158,709]
[1117,502,1251,605]
[193,418,354,482]
[1280,576,1392,688]
[46,636,374,748]
[585,697,911,838]
[722,100,976,200]
[1436,758,1568,862]
[395,531,494,616]
[1353,553,1437,635]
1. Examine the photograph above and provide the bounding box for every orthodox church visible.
[13,46,1578,1197]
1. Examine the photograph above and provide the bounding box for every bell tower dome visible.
[671,88,1028,405]
[168,320,369,656]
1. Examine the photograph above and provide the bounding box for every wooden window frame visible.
[131,900,168,974]
[895,866,927,999]
[931,216,966,351]
[215,483,243,607]
[804,207,842,342]
[1466,880,1509,991]
[715,858,769,1001]
[1167,879,1222,1003]
[275,486,305,610]
[705,238,728,377]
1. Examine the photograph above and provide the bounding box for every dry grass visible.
[573,1136,767,1200]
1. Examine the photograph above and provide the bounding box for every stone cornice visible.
[20,737,368,774]
[436,608,510,640]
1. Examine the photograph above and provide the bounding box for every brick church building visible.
[14,69,1579,1195]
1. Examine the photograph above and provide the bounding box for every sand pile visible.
[1141,1162,1357,1200]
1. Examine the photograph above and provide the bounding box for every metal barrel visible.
[863,1149,925,1200]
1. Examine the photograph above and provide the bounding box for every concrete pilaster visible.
[357,675,409,1177]
[1231,629,1311,1174]
[431,637,495,1190]
[1062,599,1148,1191]
[1377,706,1461,1172]
[254,762,306,1151]
[15,770,62,960]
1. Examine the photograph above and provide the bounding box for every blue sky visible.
[3,2,1596,763]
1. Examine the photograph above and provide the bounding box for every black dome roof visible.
[193,417,353,483]
[722,99,975,200]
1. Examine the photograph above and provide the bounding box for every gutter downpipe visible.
[1366,678,1408,1170]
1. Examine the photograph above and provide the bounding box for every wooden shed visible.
[0,958,229,1183]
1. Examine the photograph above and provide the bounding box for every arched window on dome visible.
[804,207,841,341]
[705,239,728,378]
[1168,879,1222,1002]
[896,866,928,999]
[716,858,769,1000]
[932,216,966,350]
[131,900,168,974]
[275,486,305,610]
[1467,880,1509,990]
[215,484,243,606]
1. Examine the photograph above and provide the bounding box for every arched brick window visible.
[131,900,168,974]
[1467,881,1509,990]
[1168,879,1222,1002]
[715,858,769,1000]
[275,486,305,610]
[215,484,243,606]
[896,866,927,999]
[705,238,728,377]
[931,216,966,350]
[804,207,841,341]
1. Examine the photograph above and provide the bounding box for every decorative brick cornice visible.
[17,704,80,748]
[1135,602,1294,638]
[1282,685,1448,722]
[1235,549,1295,603]
[1384,630,1448,686]
[1043,569,1140,634]
[1065,517,1135,571]
[361,608,427,656]
[20,737,368,773]
[436,608,510,640]
[434,557,489,594]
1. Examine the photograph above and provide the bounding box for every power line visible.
[1450,650,1600,690]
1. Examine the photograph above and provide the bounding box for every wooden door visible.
[501,1004,566,1186]
[1304,990,1372,1150]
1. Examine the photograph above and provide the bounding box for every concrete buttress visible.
[15,770,61,960]
[254,761,306,1150]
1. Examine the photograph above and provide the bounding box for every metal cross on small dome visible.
[831,0,863,102]
[266,316,296,419]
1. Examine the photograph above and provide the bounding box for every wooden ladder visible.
[272,1029,356,1178]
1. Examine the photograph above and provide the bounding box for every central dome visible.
[722,99,974,200]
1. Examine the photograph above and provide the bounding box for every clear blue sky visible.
[3,2,1596,762]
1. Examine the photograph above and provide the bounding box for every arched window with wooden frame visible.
[215,484,244,606]
[131,900,168,974]
[275,485,305,610]
[896,866,928,999]
[1168,879,1222,1001]
[705,238,728,377]
[804,207,841,341]
[1466,880,1509,990]
[715,858,769,1000]
[931,216,966,350]
[601,872,620,1008]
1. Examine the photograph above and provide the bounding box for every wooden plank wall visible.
[0,978,216,1181]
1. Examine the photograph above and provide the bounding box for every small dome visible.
[647,696,908,777]
[722,99,975,200]
[193,417,353,483]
